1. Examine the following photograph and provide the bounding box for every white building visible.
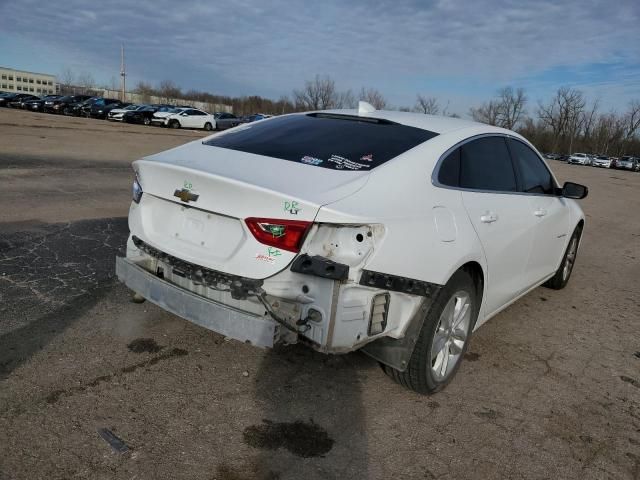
[0,67,57,95]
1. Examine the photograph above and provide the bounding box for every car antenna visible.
[358,101,376,115]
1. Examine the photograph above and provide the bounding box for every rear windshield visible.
[203,113,438,171]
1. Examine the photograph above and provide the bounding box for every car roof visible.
[318,108,497,135]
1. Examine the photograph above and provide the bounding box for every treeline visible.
[57,67,640,155]
[471,86,640,156]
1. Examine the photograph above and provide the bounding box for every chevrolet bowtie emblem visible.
[173,188,199,203]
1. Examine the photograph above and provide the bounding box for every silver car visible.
[617,156,638,171]
[213,112,240,130]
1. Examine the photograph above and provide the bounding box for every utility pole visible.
[120,44,126,102]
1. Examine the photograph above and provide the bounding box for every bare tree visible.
[158,80,181,104]
[293,75,340,110]
[623,100,640,140]
[359,87,387,109]
[538,87,586,153]
[135,81,155,103]
[496,87,527,129]
[76,72,95,94]
[337,89,357,109]
[581,99,600,151]
[469,87,527,129]
[592,112,624,155]
[414,95,439,114]
[59,67,75,93]
[470,100,502,126]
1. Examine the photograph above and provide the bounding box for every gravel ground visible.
[0,108,639,480]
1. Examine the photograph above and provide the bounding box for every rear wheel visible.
[384,269,478,394]
[143,117,151,126]
[204,122,213,131]
[543,226,581,290]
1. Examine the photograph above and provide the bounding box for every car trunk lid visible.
[130,141,369,279]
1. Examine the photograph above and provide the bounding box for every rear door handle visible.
[480,212,498,223]
[534,209,548,217]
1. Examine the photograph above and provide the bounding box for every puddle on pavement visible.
[243,419,334,458]
[127,338,163,354]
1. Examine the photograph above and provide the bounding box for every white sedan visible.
[164,108,216,130]
[116,103,588,394]
[568,153,591,165]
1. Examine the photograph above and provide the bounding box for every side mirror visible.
[561,181,588,199]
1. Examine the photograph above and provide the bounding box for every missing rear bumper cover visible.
[359,270,442,297]
[131,235,263,300]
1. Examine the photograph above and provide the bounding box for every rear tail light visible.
[245,218,312,253]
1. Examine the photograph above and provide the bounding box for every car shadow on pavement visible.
[0,217,128,380]
[231,345,372,480]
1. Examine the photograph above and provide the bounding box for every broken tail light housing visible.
[245,218,312,253]
[132,174,143,203]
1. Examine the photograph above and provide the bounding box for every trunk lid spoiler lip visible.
[133,144,372,213]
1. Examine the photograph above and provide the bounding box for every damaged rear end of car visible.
[116,111,441,362]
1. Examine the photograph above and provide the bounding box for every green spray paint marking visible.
[284,200,301,215]
[267,225,285,238]
[267,247,282,257]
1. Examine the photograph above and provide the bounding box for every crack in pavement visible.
[43,347,189,407]
[0,217,129,379]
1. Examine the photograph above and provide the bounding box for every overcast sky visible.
[1,0,638,114]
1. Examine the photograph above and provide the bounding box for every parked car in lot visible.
[122,105,163,125]
[107,104,145,121]
[165,108,217,130]
[592,155,612,168]
[545,152,562,160]
[116,104,588,394]
[240,113,272,124]
[0,93,37,107]
[214,112,240,130]
[616,156,638,171]
[82,98,125,119]
[44,95,93,114]
[22,95,62,112]
[568,153,591,165]
[7,94,40,108]
[66,97,98,116]
[150,107,187,126]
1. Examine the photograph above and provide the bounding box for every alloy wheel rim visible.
[430,291,471,381]
[563,237,578,281]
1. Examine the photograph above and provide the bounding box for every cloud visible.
[0,0,638,111]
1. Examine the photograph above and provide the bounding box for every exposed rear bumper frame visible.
[115,256,278,348]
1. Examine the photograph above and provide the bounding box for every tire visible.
[169,120,180,129]
[63,107,70,115]
[384,269,478,394]
[143,117,151,126]
[543,225,581,290]
[204,122,213,131]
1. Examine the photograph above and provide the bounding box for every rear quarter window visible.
[203,113,438,171]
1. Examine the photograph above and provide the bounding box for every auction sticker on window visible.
[328,154,371,170]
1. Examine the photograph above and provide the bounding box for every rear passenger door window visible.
[459,137,517,192]
[507,139,555,194]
